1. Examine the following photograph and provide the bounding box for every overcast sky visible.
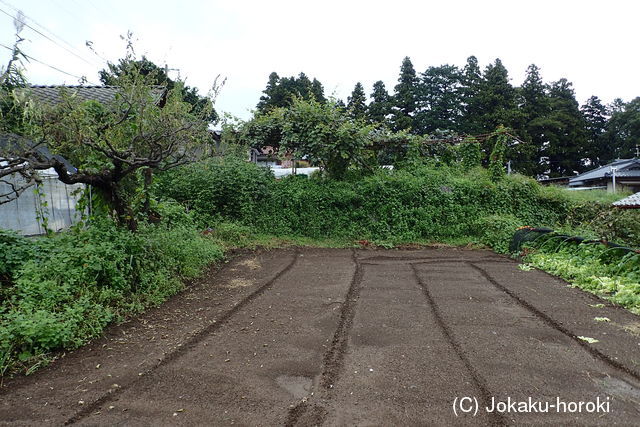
[1,0,638,122]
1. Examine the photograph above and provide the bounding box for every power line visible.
[0,0,103,67]
[0,42,98,84]
[0,5,99,68]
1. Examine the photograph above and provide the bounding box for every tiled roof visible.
[613,192,640,208]
[24,85,166,106]
[26,85,121,105]
[569,159,640,186]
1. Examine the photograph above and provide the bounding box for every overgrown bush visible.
[159,159,573,243]
[474,215,524,254]
[156,157,273,225]
[0,220,223,374]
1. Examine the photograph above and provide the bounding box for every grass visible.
[546,187,632,204]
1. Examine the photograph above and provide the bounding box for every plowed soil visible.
[1,248,639,425]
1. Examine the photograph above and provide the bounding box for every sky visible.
[1,0,638,123]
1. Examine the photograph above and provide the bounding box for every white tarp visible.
[0,169,85,235]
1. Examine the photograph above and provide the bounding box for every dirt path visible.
[1,248,640,425]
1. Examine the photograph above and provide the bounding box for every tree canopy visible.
[256,72,326,113]
[99,56,218,124]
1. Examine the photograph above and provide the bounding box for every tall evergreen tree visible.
[347,82,367,120]
[415,64,463,134]
[516,64,551,175]
[541,79,587,176]
[476,58,520,132]
[605,97,640,159]
[256,72,283,113]
[256,72,326,113]
[460,56,483,134]
[391,57,419,132]
[367,80,392,125]
[311,78,326,103]
[581,96,609,165]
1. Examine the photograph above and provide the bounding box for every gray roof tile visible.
[26,85,121,105]
[24,85,166,106]
[613,192,640,208]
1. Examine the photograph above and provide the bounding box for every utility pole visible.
[612,167,617,193]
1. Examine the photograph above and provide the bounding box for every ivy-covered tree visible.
[347,82,367,120]
[281,97,374,179]
[415,64,463,134]
[367,80,392,126]
[391,57,419,132]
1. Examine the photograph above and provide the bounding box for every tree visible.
[281,97,374,179]
[37,63,214,229]
[240,107,286,153]
[581,96,609,165]
[477,59,519,132]
[256,72,326,113]
[347,82,367,120]
[367,80,391,125]
[99,55,218,124]
[415,64,463,134]
[459,56,483,134]
[310,78,326,104]
[516,64,551,175]
[540,79,587,176]
[605,97,640,159]
[391,57,419,132]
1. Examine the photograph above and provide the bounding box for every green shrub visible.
[156,157,273,226]
[158,159,574,246]
[474,215,524,254]
[0,230,40,284]
[0,220,224,374]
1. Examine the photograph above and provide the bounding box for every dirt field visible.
[1,247,640,425]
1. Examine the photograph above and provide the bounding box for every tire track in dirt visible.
[410,263,507,426]
[468,262,640,384]
[285,248,363,427]
[65,249,300,426]
[360,257,513,265]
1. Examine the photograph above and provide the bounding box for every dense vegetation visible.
[521,235,640,315]
[160,160,565,242]
[0,216,225,376]
[255,58,640,177]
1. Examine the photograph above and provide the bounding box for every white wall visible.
[0,170,85,235]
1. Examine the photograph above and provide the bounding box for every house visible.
[568,159,640,193]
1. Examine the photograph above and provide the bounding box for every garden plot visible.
[1,248,639,426]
